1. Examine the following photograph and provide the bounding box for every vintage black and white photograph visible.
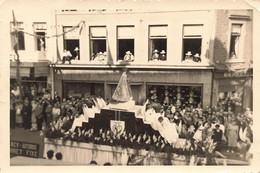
[0,0,259,170]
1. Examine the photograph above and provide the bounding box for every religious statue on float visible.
[109,69,135,110]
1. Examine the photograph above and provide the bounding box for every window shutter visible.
[231,24,242,35]
[183,25,203,37]
[117,26,135,39]
[149,26,167,37]
[64,26,80,39]
[90,27,106,38]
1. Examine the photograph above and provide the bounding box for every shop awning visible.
[10,67,30,78]
[10,61,50,78]
[34,65,49,77]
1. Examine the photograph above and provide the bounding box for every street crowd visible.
[10,82,253,162]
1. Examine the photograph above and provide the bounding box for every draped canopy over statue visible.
[112,71,133,102]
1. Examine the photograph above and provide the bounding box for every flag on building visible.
[10,10,19,59]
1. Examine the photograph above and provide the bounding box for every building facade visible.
[2,1,254,110]
[211,10,253,112]
[53,9,216,108]
[0,2,55,94]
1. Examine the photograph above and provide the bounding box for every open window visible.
[229,24,242,60]
[63,26,80,60]
[10,22,25,50]
[149,25,167,61]
[90,26,107,61]
[33,22,47,51]
[182,25,203,62]
[117,26,135,61]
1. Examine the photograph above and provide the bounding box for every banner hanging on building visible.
[10,140,39,158]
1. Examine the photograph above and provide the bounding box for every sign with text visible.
[214,70,252,79]
[10,140,39,158]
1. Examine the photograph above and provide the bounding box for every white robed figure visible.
[151,116,179,144]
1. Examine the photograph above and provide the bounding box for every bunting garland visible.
[14,20,86,39]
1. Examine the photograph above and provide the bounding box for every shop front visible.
[10,61,50,98]
[53,66,213,109]
[212,69,253,113]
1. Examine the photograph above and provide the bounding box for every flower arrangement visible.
[40,118,217,158]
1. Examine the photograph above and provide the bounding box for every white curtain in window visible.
[117,26,135,39]
[183,25,203,37]
[234,36,239,58]
[149,26,167,37]
[90,27,106,38]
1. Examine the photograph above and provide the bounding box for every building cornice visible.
[50,64,215,70]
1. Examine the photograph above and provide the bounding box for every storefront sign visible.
[10,141,39,158]
[223,71,249,78]
[215,70,251,79]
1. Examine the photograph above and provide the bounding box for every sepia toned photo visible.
[1,0,259,169]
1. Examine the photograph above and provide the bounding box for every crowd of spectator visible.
[10,82,253,162]
[142,99,253,161]
[10,82,105,132]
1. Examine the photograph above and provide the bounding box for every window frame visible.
[10,21,25,50]
[227,23,245,62]
[89,26,107,61]
[63,26,80,60]
[148,25,168,61]
[33,22,47,51]
[182,24,203,62]
[117,25,135,61]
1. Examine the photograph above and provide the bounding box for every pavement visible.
[10,156,87,166]
[10,127,45,158]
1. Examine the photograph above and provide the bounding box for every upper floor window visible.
[33,22,47,51]
[229,24,242,60]
[182,25,203,62]
[10,22,25,50]
[149,25,167,61]
[90,26,107,61]
[117,26,135,61]
[63,26,80,60]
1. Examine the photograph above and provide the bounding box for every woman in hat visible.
[227,118,239,153]
[160,50,167,61]
[193,53,201,62]
[152,49,160,61]
[124,51,132,61]
[184,51,193,61]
